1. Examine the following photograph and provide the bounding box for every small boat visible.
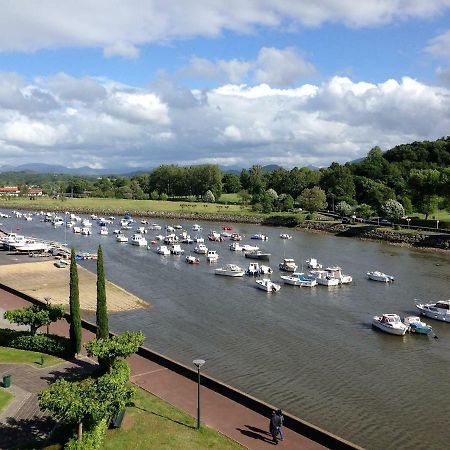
[281,273,317,287]
[81,227,92,236]
[164,234,179,244]
[170,244,185,255]
[229,242,243,251]
[367,271,395,283]
[207,250,219,262]
[192,224,202,231]
[116,235,129,243]
[99,228,109,235]
[193,235,204,243]
[403,316,433,335]
[76,252,97,260]
[230,233,242,241]
[136,226,147,234]
[54,259,69,269]
[306,258,322,270]
[215,264,245,277]
[245,251,271,261]
[280,233,292,239]
[279,258,298,272]
[241,244,259,252]
[208,231,223,242]
[255,278,281,292]
[223,226,233,231]
[185,255,200,264]
[416,300,450,322]
[246,263,273,276]
[149,223,162,230]
[251,233,268,241]
[174,225,183,230]
[221,231,232,238]
[326,266,352,284]
[166,225,175,232]
[156,245,170,255]
[194,244,208,254]
[130,234,148,246]
[309,270,339,286]
[73,226,81,234]
[372,314,408,335]
[141,219,148,224]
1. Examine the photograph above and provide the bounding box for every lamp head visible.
[193,359,205,368]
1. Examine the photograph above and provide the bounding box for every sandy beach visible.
[0,258,150,312]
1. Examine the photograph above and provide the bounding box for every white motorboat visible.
[208,231,223,242]
[170,244,185,255]
[73,226,81,234]
[416,300,450,322]
[192,224,202,231]
[149,223,162,230]
[309,270,340,286]
[194,244,208,254]
[116,235,128,243]
[206,250,219,262]
[156,245,170,255]
[81,227,92,236]
[136,226,147,234]
[174,225,183,230]
[99,228,109,235]
[246,262,268,276]
[280,233,292,239]
[130,234,147,246]
[306,258,322,270]
[241,244,259,252]
[193,235,204,243]
[280,273,317,287]
[326,266,352,284]
[229,242,243,251]
[185,255,200,264]
[215,264,245,277]
[255,278,281,292]
[367,271,394,283]
[372,314,408,335]
[403,316,433,334]
[279,258,298,272]
[245,251,271,261]
[164,234,179,244]
[251,233,268,241]
[230,233,242,241]
[15,241,50,253]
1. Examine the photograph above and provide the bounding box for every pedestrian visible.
[276,409,285,441]
[269,410,281,444]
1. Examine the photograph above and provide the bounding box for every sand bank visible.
[0,260,150,312]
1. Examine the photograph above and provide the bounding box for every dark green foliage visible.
[65,418,108,450]
[69,247,82,356]
[96,245,109,340]
[0,328,72,357]
[262,215,303,227]
[4,304,64,335]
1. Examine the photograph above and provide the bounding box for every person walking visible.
[269,410,282,444]
[276,409,285,441]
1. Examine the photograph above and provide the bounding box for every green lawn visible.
[102,387,244,450]
[0,346,63,368]
[0,388,13,412]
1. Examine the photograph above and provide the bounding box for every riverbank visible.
[0,258,150,312]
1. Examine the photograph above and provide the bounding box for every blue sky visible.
[0,1,449,170]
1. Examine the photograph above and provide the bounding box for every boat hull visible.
[372,320,407,336]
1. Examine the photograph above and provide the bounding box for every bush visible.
[0,328,72,357]
[159,193,168,201]
[305,213,316,220]
[65,418,108,450]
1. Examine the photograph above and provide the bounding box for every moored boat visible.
[229,242,243,251]
[170,244,185,255]
[403,316,433,334]
[251,233,268,241]
[416,300,450,322]
[246,262,273,276]
[308,270,340,286]
[255,278,281,292]
[245,251,270,261]
[280,233,292,239]
[206,250,219,262]
[279,258,298,272]
[367,271,394,282]
[281,273,317,287]
[215,264,245,277]
[156,245,170,255]
[372,314,408,335]
[116,235,128,243]
[194,243,208,254]
[326,266,352,284]
[306,258,322,270]
[185,255,200,264]
[130,234,147,246]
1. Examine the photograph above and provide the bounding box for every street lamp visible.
[44,297,51,334]
[437,220,439,230]
[193,359,205,429]
[406,218,411,229]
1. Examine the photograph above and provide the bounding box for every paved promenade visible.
[0,288,329,449]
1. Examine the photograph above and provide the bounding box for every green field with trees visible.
[0,137,449,221]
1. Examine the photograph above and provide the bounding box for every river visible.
[2,211,449,449]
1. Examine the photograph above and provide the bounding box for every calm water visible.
[2,212,450,449]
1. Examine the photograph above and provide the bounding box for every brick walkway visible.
[0,287,349,450]
[0,358,97,449]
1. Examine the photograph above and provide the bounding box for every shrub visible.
[0,328,72,357]
[65,418,108,450]
[202,190,215,203]
[150,190,159,200]
[159,193,168,201]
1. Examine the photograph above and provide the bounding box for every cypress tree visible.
[69,247,82,356]
[96,244,109,339]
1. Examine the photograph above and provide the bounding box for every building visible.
[0,186,20,196]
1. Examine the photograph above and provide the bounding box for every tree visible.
[222,173,241,193]
[260,193,274,213]
[297,187,327,213]
[381,199,405,221]
[237,190,251,205]
[354,203,374,219]
[265,188,278,201]
[335,201,353,217]
[4,304,64,336]
[150,190,159,200]
[96,245,109,341]
[203,190,215,203]
[248,165,266,196]
[320,162,355,204]
[68,248,82,356]
[276,193,295,212]
[85,331,145,372]
[408,169,441,219]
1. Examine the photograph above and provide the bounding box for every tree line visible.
[1,136,449,219]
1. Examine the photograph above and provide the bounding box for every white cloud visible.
[426,29,450,60]
[182,47,317,86]
[1,1,449,54]
[0,72,449,169]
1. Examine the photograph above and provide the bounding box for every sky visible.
[1,1,450,171]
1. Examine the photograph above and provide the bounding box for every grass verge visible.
[0,346,64,368]
[102,387,244,450]
[0,388,13,412]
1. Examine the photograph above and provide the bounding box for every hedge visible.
[65,419,108,450]
[0,328,72,357]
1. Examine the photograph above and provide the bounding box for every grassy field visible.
[0,346,64,368]
[0,387,13,412]
[0,197,257,217]
[102,387,243,450]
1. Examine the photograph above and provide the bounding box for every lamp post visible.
[193,359,205,429]
[44,297,51,334]
[406,218,411,229]
[437,220,439,230]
